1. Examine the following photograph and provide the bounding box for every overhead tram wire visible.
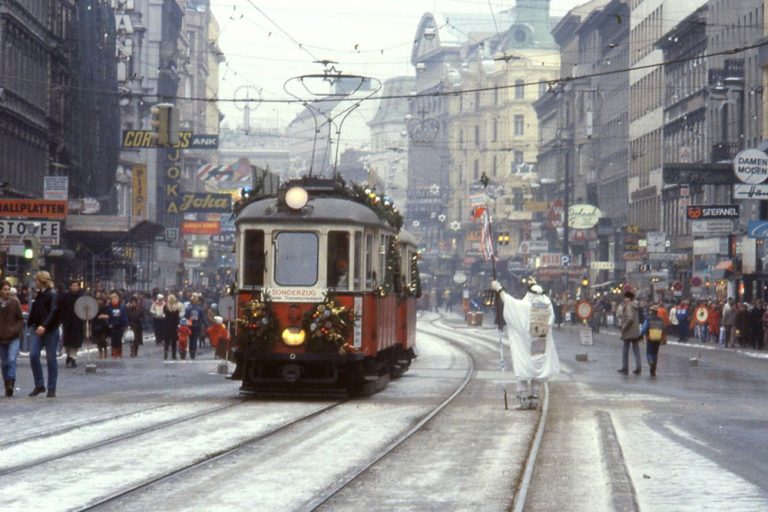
[6,39,767,107]
[244,0,322,63]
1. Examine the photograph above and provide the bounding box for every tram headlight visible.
[282,327,306,346]
[285,186,309,210]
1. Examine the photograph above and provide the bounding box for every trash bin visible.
[466,311,483,326]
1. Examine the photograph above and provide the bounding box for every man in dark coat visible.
[60,280,85,368]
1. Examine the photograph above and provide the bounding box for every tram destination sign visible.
[686,204,740,220]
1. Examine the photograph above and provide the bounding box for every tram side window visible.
[354,232,363,291]
[365,233,376,288]
[243,230,265,286]
[274,231,318,286]
[327,231,350,289]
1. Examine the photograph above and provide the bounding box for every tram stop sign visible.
[74,295,98,321]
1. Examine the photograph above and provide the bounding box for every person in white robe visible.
[491,280,560,404]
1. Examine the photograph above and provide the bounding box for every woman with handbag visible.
[126,296,144,357]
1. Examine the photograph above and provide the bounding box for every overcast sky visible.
[209,0,582,135]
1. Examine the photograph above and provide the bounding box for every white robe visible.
[499,290,561,381]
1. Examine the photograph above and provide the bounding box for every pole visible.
[481,172,508,409]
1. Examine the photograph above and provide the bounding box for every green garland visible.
[302,293,357,353]
[408,253,422,298]
[236,294,280,354]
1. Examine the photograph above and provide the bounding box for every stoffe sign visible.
[733,148,768,184]
[0,220,61,245]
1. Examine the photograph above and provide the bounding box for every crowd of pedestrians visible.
[0,272,231,399]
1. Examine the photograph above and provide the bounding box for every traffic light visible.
[167,104,180,146]
[23,239,34,259]
[149,103,178,146]
[497,232,511,246]
[581,277,589,287]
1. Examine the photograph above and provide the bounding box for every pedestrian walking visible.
[721,297,735,347]
[106,293,128,358]
[184,294,206,359]
[150,293,166,346]
[1,280,24,397]
[207,315,230,359]
[93,297,110,359]
[491,279,560,409]
[645,304,667,377]
[126,296,144,357]
[177,320,192,360]
[162,294,183,360]
[27,271,60,397]
[59,280,85,368]
[618,289,642,375]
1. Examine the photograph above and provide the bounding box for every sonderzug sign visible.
[733,148,768,184]
[686,204,740,220]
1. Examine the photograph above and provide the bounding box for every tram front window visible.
[243,230,265,286]
[274,232,318,286]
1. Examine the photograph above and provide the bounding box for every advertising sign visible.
[691,220,733,236]
[733,183,768,200]
[131,164,147,218]
[0,220,61,246]
[686,204,740,220]
[568,204,602,229]
[733,148,768,184]
[174,193,232,214]
[43,176,68,201]
[747,220,768,239]
[517,240,549,254]
[0,199,67,219]
[539,253,563,267]
[121,131,219,149]
[181,221,221,235]
[590,261,615,271]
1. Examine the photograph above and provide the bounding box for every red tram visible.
[229,176,420,395]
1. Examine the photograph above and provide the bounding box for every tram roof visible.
[236,196,395,230]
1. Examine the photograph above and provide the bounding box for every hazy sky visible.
[209,0,582,138]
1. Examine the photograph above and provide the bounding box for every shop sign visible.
[648,252,688,262]
[517,240,548,254]
[175,193,232,213]
[733,183,768,199]
[691,220,733,236]
[181,221,221,235]
[0,220,61,245]
[568,204,602,229]
[733,148,768,184]
[43,176,68,201]
[590,261,615,270]
[0,199,67,219]
[539,253,564,267]
[686,204,740,219]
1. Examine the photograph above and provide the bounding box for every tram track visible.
[0,401,247,477]
[81,399,350,511]
[302,320,476,510]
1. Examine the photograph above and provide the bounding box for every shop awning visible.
[715,260,733,271]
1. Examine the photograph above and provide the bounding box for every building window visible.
[475,91,481,111]
[514,115,524,136]
[515,79,524,99]
[474,125,480,146]
[492,155,498,177]
[492,118,498,141]
[514,151,524,165]
[473,159,479,180]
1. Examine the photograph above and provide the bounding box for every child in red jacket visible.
[207,316,230,360]
[177,320,191,360]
